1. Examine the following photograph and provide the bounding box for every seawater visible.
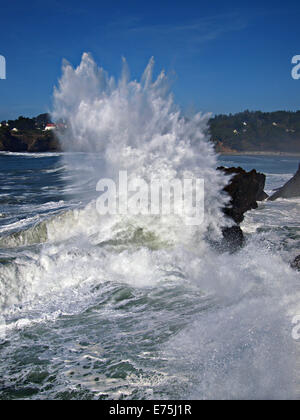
[0,55,300,400]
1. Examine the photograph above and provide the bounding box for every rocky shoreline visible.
[0,114,62,153]
[220,151,300,157]
[268,163,300,201]
[219,163,300,271]
[1,128,300,156]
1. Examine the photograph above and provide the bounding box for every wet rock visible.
[217,166,268,252]
[268,163,300,201]
[218,166,268,224]
[257,190,269,201]
[291,256,300,271]
[221,226,245,253]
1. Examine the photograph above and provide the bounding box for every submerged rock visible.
[291,256,300,271]
[221,226,245,253]
[268,163,300,201]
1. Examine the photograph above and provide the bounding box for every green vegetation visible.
[1,110,300,153]
[0,114,60,152]
[209,110,300,153]
[2,113,52,131]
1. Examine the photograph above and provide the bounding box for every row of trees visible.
[2,110,300,153]
[0,113,52,132]
[209,110,300,152]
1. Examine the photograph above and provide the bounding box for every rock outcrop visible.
[268,163,300,201]
[218,166,268,224]
[220,225,245,252]
[217,166,268,252]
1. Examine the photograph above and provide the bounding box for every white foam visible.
[0,55,300,399]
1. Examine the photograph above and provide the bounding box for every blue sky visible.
[0,0,300,120]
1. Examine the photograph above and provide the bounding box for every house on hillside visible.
[44,123,56,131]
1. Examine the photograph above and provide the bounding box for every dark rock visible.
[268,163,300,201]
[221,226,245,253]
[0,135,27,152]
[0,129,60,153]
[257,190,269,201]
[218,166,268,224]
[27,133,61,152]
[215,166,268,252]
[291,256,300,271]
[0,127,26,152]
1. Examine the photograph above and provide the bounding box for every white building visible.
[44,123,56,131]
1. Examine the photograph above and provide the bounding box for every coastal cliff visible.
[0,128,60,153]
[0,114,61,152]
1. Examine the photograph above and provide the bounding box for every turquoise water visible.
[0,152,300,400]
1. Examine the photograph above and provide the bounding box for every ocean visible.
[0,55,300,400]
[0,152,299,400]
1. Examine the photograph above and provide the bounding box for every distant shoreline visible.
[219,151,300,157]
[1,150,300,157]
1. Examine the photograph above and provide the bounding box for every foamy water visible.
[0,56,299,400]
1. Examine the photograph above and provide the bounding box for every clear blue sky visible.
[0,0,300,120]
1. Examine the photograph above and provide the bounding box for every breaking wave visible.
[0,54,299,399]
